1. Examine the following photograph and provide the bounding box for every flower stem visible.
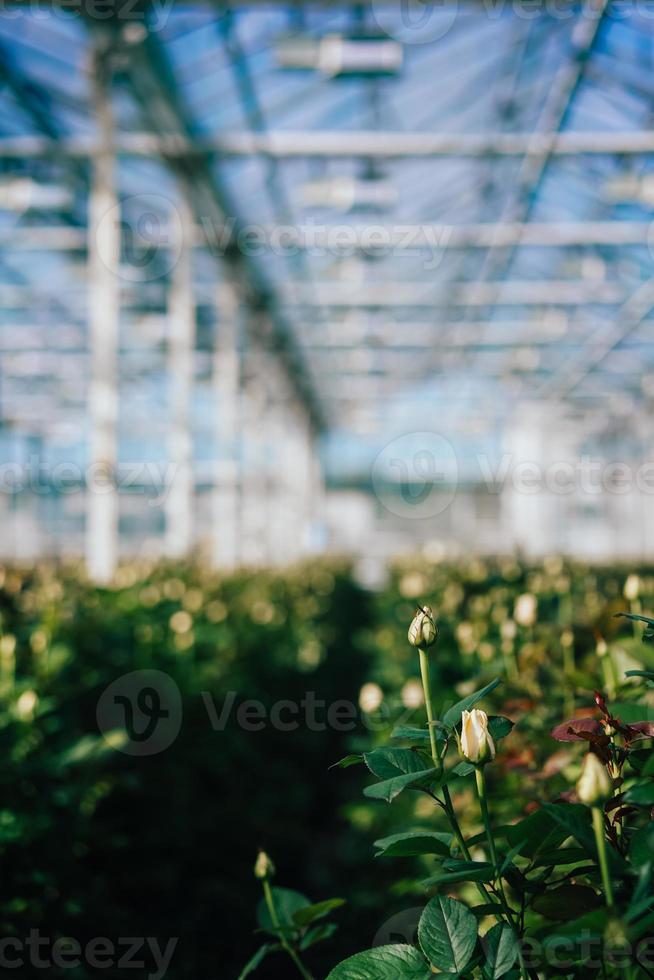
[418,648,442,772]
[502,642,519,683]
[475,768,528,980]
[475,769,511,916]
[630,598,643,640]
[600,653,617,702]
[591,806,614,909]
[263,879,314,980]
[418,648,502,913]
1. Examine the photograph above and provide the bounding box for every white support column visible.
[261,360,319,565]
[164,189,195,558]
[212,276,241,569]
[240,345,269,566]
[262,359,290,564]
[296,410,321,555]
[87,43,119,584]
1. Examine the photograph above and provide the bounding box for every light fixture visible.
[0,177,72,212]
[299,175,397,212]
[603,174,654,206]
[275,33,403,77]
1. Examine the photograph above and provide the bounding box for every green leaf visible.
[504,808,569,859]
[443,760,475,782]
[293,898,345,927]
[628,908,654,941]
[630,824,654,867]
[536,908,607,939]
[608,701,654,723]
[391,725,430,742]
[531,846,590,868]
[532,884,602,922]
[364,747,431,780]
[330,755,362,769]
[325,944,432,979]
[256,888,310,935]
[624,781,654,806]
[443,678,501,729]
[625,670,654,682]
[471,904,504,918]
[237,943,275,979]
[422,860,495,888]
[392,724,447,744]
[488,716,514,742]
[482,923,519,979]
[300,923,338,950]
[616,612,654,628]
[364,748,439,802]
[364,767,439,803]
[374,831,452,858]
[539,803,595,854]
[418,895,478,973]
[627,864,654,923]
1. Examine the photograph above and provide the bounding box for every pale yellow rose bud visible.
[576,753,612,806]
[460,708,495,765]
[623,574,641,601]
[407,606,437,649]
[514,593,537,627]
[254,850,275,880]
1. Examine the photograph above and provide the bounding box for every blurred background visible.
[1,0,654,977]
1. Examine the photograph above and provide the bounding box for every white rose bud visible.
[514,593,537,627]
[576,753,612,806]
[623,574,641,601]
[408,605,437,649]
[460,708,495,765]
[254,850,275,880]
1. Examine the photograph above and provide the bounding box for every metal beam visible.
[0,278,629,308]
[164,189,194,558]
[86,39,119,585]
[4,130,654,158]
[0,38,87,189]
[3,221,653,251]
[212,276,242,569]
[543,278,654,397]
[475,0,609,286]
[281,280,629,307]
[106,25,325,431]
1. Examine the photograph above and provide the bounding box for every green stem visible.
[631,599,642,641]
[501,642,519,683]
[418,648,505,917]
[418,648,441,771]
[562,638,575,719]
[600,651,617,702]
[263,879,314,980]
[475,768,528,980]
[591,806,614,909]
[475,769,512,917]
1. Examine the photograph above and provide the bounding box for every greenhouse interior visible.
[2,2,654,978]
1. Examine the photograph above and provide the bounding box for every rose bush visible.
[244,566,654,979]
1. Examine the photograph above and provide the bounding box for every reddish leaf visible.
[628,722,654,738]
[611,806,637,821]
[605,794,625,814]
[551,718,602,741]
